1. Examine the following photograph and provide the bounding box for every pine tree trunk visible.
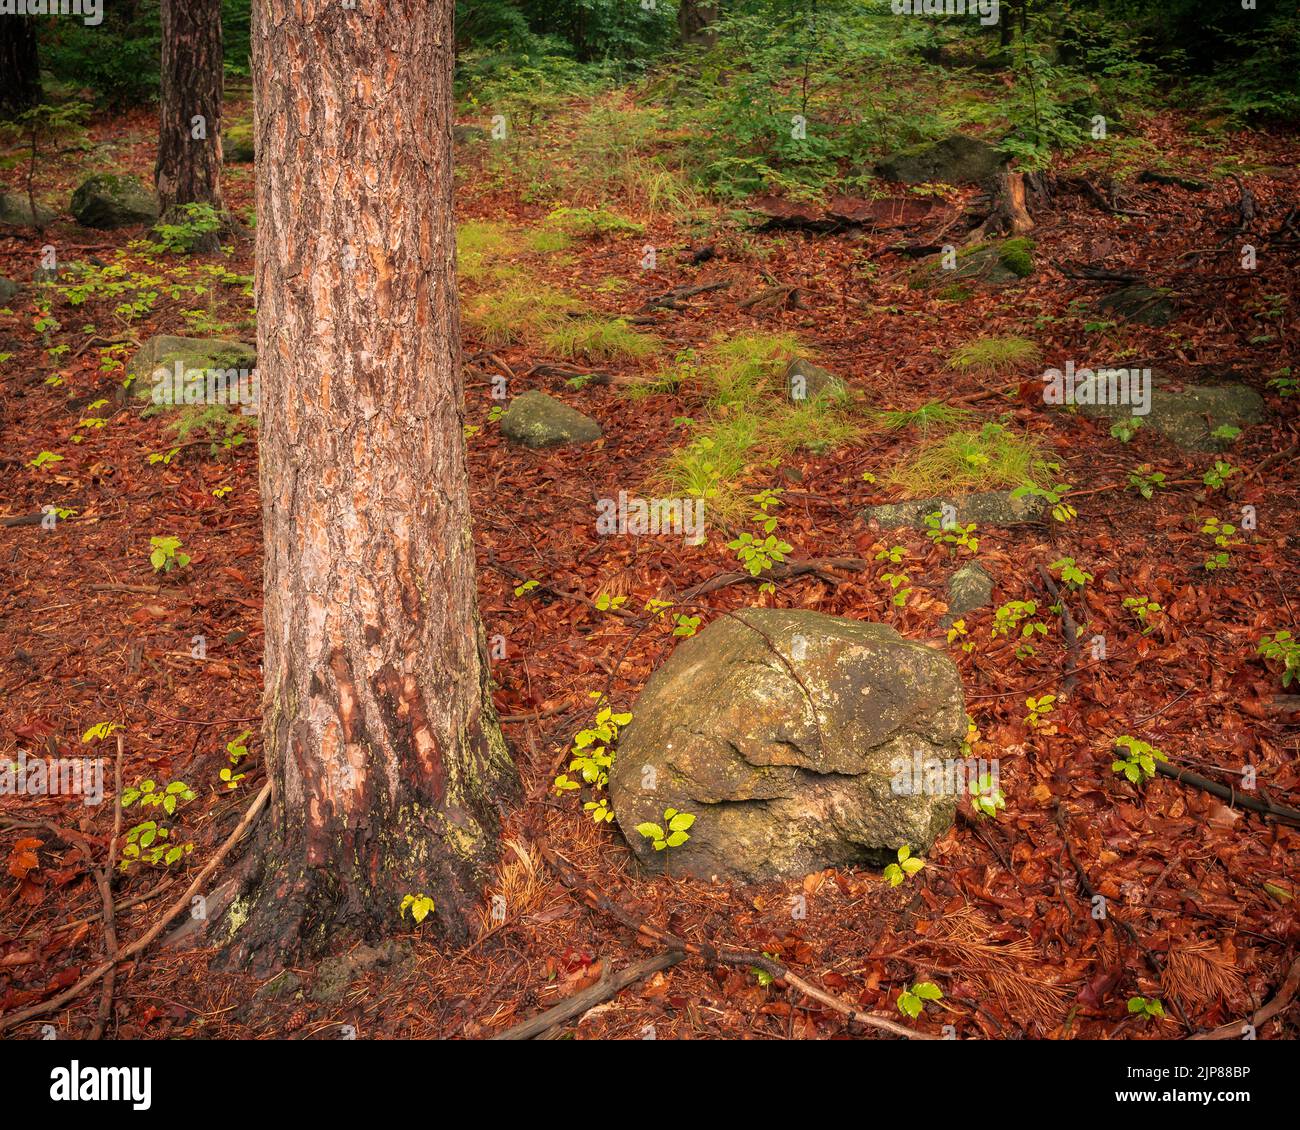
[220,0,519,976]
[0,17,41,115]
[155,0,225,247]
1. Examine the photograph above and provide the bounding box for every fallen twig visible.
[492,951,683,1039]
[1036,564,1081,694]
[640,278,731,312]
[0,782,270,1034]
[89,736,125,1039]
[536,839,933,1039]
[1154,762,1300,827]
[1190,955,1300,1040]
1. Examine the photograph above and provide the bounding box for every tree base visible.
[215,773,515,978]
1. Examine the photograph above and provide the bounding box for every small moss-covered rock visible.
[499,390,602,448]
[0,276,18,302]
[0,192,55,227]
[875,134,1005,186]
[71,173,159,229]
[1092,284,1174,327]
[609,609,964,882]
[944,562,994,625]
[998,237,1035,278]
[253,970,302,1002]
[33,261,82,284]
[784,358,846,404]
[862,490,1043,529]
[910,239,1034,290]
[224,121,254,163]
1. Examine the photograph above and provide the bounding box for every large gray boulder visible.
[0,192,55,227]
[500,390,601,448]
[71,173,159,229]
[876,134,1005,186]
[609,609,964,882]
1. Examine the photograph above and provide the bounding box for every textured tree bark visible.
[155,0,225,248]
[0,17,41,115]
[220,0,519,976]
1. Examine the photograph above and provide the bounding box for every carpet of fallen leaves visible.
[1,95,1297,1041]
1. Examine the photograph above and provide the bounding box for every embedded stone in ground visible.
[608,608,965,883]
[1091,284,1174,327]
[1077,376,1264,452]
[499,390,602,448]
[944,562,994,625]
[862,489,1043,529]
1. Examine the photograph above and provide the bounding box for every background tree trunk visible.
[155,0,225,246]
[678,0,719,48]
[221,0,519,976]
[0,17,41,116]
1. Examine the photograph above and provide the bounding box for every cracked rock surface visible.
[609,608,964,882]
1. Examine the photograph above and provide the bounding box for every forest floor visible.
[1,86,1298,1040]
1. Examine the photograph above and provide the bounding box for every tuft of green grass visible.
[543,317,660,363]
[661,414,760,501]
[695,331,810,408]
[524,225,574,254]
[464,284,583,347]
[873,400,975,435]
[650,334,862,515]
[546,205,644,240]
[886,422,1054,497]
[457,220,516,284]
[949,336,1042,375]
[659,401,861,516]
